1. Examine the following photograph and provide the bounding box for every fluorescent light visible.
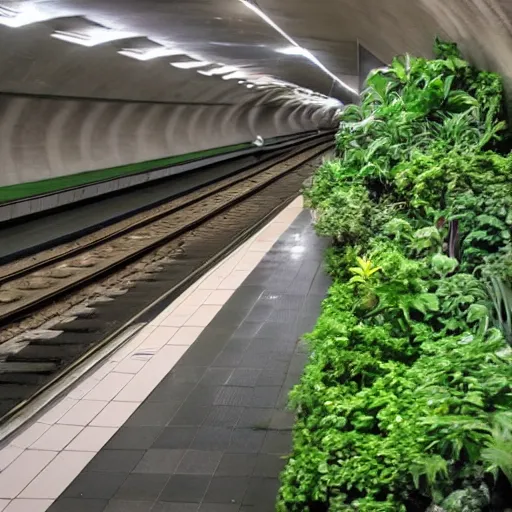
[238,0,358,96]
[0,5,54,27]
[171,60,210,69]
[198,65,238,76]
[52,29,135,47]
[276,46,309,56]
[246,84,255,89]
[239,0,296,46]
[223,71,247,80]
[118,47,183,61]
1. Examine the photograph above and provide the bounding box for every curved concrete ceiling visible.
[1,0,511,188]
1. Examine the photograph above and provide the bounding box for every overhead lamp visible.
[171,60,210,69]
[276,46,310,57]
[52,28,135,47]
[118,47,183,61]
[198,65,238,77]
[0,4,54,27]
[223,71,247,80]
[238,0,358,96]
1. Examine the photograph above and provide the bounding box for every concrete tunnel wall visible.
[0,23,339,190]
[0,94,330,188]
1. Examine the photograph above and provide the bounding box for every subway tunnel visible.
[0,0,511,190]
[0,1,511,511]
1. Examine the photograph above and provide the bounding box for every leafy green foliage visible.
[278,39,512,512]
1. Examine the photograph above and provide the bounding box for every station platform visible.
[0,197,331,512]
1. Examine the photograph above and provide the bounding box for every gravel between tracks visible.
[0,148,329,348]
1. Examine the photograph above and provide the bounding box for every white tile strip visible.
[0,196,304,510]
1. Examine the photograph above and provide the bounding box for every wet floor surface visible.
[47,210,331,512]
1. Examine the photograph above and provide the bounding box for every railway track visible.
[0,137,332,437]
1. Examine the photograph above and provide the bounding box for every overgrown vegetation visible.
[278,39,512,511]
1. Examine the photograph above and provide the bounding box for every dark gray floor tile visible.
[239,352,270,369]
[243,274,271,287]
[105,426,163,450]
[186,385,222,406]
[198,504,241,512]
[125,401,182,427]
[253,454,287,478]
[271,347,296,360]
[169,404,212,426]
[86,450,145,473]
[114,473,169,501]
[189,328,232,351]
[259,293,306,311]
[152,503,199,512]
[222,336,252,354]
[243,478,280,507]
[298,311,322,331]
[160,475,210,503]
[256,370,287,387]
[309,271,332,295]
[177,345,221,367]
[246,338,275,352]
[215,453,257,477]
[231,322,263,339]
[288,353,309,376]
[257,322,297,341]
[47,498,108,512]
[211,349,246,368]
[214,386,253,407]
[204,476,249,504]
[241,344,270,357]
[268,309,300,324]
[236,408,273,429]
[226,369,261,387]
[176,450,223,475]
[266,359,293,374]
[243,304,274,323]
[225,286,264,310]
[133,449,185,474]
[302,294,327,317]
[191,426,233,451]
[261,431,292,455]
[276,388,292,409]
[104,500,154,512]
[228,429,265,454]
[62,471,128,499]
[167,366,208,384]
[203,406,243,428]
[153,427,198,449]
[269,410,295,431]
[207,310,246,331]
[282,372,299,390]
[147,382,196,403]
[200,368,233,386]
[250,387,281,408]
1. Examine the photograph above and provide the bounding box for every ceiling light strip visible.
[238,0,358,96]
[171,60,211,69]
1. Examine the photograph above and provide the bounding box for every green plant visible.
[349,256,382,285]
[279,38,512,511]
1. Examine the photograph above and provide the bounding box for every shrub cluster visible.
[277,39,512,511]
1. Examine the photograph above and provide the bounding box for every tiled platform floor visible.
[0,197,331,512]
